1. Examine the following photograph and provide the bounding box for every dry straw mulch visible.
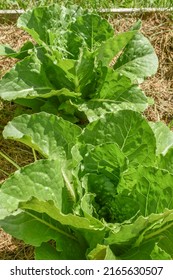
[0,11,173,260]
[0,229,34,260]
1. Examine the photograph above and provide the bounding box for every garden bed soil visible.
[0,11,173,260]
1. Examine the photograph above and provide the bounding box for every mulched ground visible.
[0,11,172,260]
[0,229,34,260]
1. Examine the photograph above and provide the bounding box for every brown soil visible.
[0,11,173,260]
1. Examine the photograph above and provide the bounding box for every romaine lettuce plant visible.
[0,4,158,123]
[0,110,173,260]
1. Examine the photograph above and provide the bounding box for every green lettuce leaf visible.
[35,241,86,260]
[118,165,173,216]
[87,244,117,260]
[17,4,83,53]
[158,147,173,174]
[82,143,127,178]
[0,159,75,216]
[67,13,114,59]
[96,31,137,66]
[55,48,96,96]
[0,211,87,260]
[79,110,156,165]
[105,209,173,259]
[0,41,34,59]
[149,121,173,155]
[0,49,82,102]
[0,52,53,100]
[3,112,82,159]
[0,157,105,259]
[77,87,148,123]
[114,33,158,83]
